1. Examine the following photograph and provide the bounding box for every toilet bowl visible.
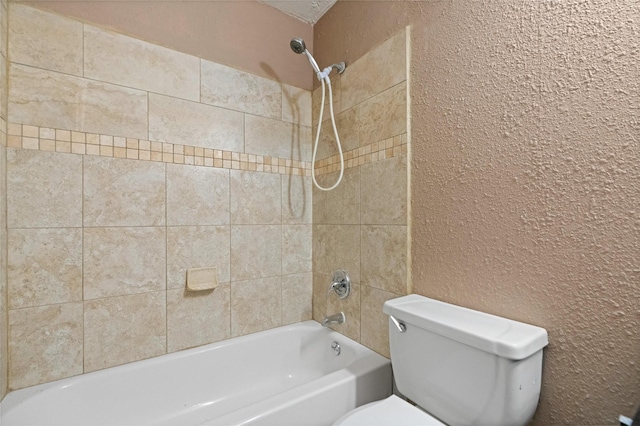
[333,294,548,426]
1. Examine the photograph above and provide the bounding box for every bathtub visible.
[0,321,392,426]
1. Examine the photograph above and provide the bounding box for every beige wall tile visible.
[7,148,82,228]
[281,272,312,325]
[282,225,312,274]
[231,276,281,337]
[361,286,399,358]
[167,285,230,352]
[167,164,229,226]
[312,272,330,323]
[313,106,359,160]
[245,114,312,161]
[312,75,341,127]
[361,156,407,225]
[313,225,360,282]
[356,81,407,146]
[230,225,281,281]
[282,84,312,127]
[84,156,165,227]
[83,227,166,299]
[326,282,360,342]
[166,226,230,290]
[84,25,200,101]
[9,64,148,139]
[148,93,244,152]
[282,175,312,225]
[8,4,83,76]
[9,302,83,389]
[0,2,6,59]
[84,291,166,373]
[313,167,360,225]
[8,228,82,309]
[201,60,281,119]
[230,170,281,224]
[361,225,407,295]
[341,29,406,111]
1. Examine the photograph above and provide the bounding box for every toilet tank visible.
[383,295,548,426]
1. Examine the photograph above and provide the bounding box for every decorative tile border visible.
[7,123,311,176]
[6,123,408,176]
[314,133,408,175]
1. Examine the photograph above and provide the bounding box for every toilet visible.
[334,294,549,426]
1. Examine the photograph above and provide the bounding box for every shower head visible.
[290,37,321,74]
[290,38,306,54]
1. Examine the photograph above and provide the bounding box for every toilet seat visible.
[333,395,445,426]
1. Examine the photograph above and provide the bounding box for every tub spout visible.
[322,312,345,327]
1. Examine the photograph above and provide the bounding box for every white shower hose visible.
[311,73,344,191]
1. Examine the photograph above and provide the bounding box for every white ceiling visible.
[260,0,336,24]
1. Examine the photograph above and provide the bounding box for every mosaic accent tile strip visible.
[7,123,311,176]
[6,123,408,176]
[314,133,408,175]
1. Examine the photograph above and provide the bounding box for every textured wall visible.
[24,0,314,90]
[316,0,639,424]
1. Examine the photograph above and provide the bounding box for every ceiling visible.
[260,0,337,24]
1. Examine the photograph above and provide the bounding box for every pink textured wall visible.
[316,1,639,424]
[26,0,314,90]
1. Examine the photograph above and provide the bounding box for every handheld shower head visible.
[290,38,306,54]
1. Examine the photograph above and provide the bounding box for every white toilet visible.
[334,294,549,426]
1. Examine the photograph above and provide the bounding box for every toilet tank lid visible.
[383,295,549,360]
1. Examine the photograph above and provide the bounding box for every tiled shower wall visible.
[0,0,8,400]
[5,4,312,390]
[311,29,409,357]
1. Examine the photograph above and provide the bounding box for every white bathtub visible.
[0,321,392,426]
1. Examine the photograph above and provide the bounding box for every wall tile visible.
[83,227,166,299]
[282,272,312,325]
[148,93,244,152]
[313,167,360,225]
[167,164,229,226]
[312,75,341,127]
[312,272,330,323]
[356,81,407,146]
[231,276,281,337]
[8,228,82,309]
[282,84,312,127]
[9,64,148,139]
[84,25,200,101]
[201,60,281,119]
[8,4,83,76]
[166,226,230,290]
[313,106,359,160]
[313,224,360,282]
[361,286,399,358]
[84,156,165,227]
[361,225,407,295]
[84,291,166,373]
[341,29,406,111]
[361,156,407,225]
[0,1,6,58]
[230,225,281,281]
[7,148,82,228]
[230,170,281,225]
[282,225,312,274]
[326,282,360,342]
[282,175,312,225]
[167,285,230,352]
[9,302,83,389]
[245,114,311,161]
